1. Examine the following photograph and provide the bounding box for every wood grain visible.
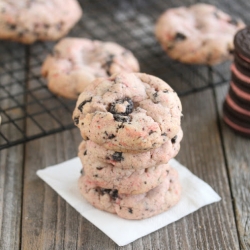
[146,89,240,250]
[174,89,239,250]
[216,85,250,250]
[0,43,25,250]
[0,146,23,250]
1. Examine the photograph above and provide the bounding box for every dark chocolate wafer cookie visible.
[234,51,250,74]
[231,72,250,94]
[228,86,250,110]
[234,26,250,60]
[224,98,250,123]
[223,100,250,137]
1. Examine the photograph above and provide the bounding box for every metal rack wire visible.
[0,0,235,150]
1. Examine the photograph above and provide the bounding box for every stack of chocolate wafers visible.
[223,26,250,137]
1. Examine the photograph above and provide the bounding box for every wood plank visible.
[170,89,239,250]
[21,88,240,249]
[215,84,250,250]
[138,89,239,250]
[22,128,81,250]
[0,146,23,250]
[0,42,25,250]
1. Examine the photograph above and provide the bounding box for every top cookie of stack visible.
[73,72,182,152]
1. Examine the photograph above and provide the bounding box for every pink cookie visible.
[80,159,171,195]
[73,72,182,152]
[0,0,82,44]
[78,129,183,169]
[79,140,176,194]
[155,3,245,65]
[42,38,139,99]
[78,166,181,220]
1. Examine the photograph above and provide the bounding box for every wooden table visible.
[1,0,250,249]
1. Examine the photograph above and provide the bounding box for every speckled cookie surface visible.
[73,72,182,152]
[42,38,140,99]
[155,3,245,65]
[78,166,181,219]
[0,0,82,44]
[79,142,176,194]
[78,129,183,170]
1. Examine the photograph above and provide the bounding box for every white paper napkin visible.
[37,158,221,246]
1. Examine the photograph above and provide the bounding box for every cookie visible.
[42,38,140,99]
[228,86,250,110]
[78,166,181,219]
[0,0,82,44]
[225,87,250,117]
[234,26,250,61]
[231,80,250,100]
[223,100,250,137]
[78,138,178,194]
[73,72,182,152]
[231,27,250,93]
[234,52,250,77]
[231,71,250,95]
[80,157,171,195]
[223,27,250,136]
[78,129,183,170]
[155,3,245,65]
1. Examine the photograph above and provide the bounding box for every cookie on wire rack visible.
[0,0,82,44]
[42,38,140,99]
[155,3,245,65]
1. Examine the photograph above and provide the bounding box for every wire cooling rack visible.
[0,0,244,150]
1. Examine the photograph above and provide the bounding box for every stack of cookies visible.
[73,72,183,219]
[223,26,250,137]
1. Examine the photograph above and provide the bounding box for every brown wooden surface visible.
[0,55,24,250]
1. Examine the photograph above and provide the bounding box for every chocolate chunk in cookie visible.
[78,97,92,112]
[174,32,186,41]
[171,135,177,144]
[112,152,124,162]
[113,114,132,123]
[109,97,134,115]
